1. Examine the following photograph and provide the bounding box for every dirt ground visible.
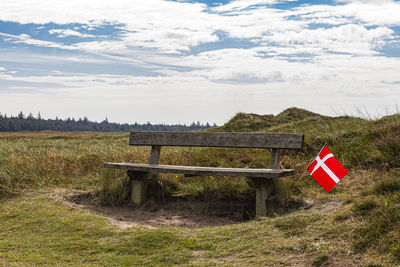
[51,188,324,231]
[53,189,246,229]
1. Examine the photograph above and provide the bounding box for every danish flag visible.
[307,145,349,192]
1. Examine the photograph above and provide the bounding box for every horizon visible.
[1,0,399,124]
[0,109,217,126]
[1,105,398,126]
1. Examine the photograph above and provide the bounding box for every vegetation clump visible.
[312,253,329,267]
[352,197,380,216]
[373,178,400,195]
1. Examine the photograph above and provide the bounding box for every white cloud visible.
[1,0,399,54]
[261,24,394,55]
[0,32,74,50]
[0,0,216,53]
[296,1,400,26]
[212,0,280,12]
[49,29,95,38]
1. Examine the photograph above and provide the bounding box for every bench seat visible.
[104,162,295,178]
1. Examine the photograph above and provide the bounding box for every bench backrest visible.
[130,132,304,168]
[129,132,304,149]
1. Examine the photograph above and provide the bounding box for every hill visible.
[212,107,324,132]
[213,107,400,170]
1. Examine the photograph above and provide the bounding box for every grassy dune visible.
[1,108,400,265]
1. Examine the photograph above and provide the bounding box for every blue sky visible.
[0,0,399,124]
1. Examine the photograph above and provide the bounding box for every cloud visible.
[296,1,400,26]
[0,32,74,50]
[261,24,394,55]
[211,0,281,12]
[49,29,95,38]
[0,0,400,123]
[1,0,399,55]
[0,0,216,53]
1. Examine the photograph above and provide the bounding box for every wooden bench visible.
[104,131,304,217]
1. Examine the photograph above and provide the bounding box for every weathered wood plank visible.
[269,149,281,169]
[148,145,161,165]
[104,162,294,178]
[129,132,304,149]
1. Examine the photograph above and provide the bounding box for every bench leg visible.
[248,178,275,217]
[128,171,149,206]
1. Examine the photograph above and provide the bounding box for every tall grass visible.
[1,109,400,206]
[0,132,131,197]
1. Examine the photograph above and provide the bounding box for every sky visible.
[0,0,399,125]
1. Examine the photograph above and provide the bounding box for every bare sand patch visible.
[52,189,243,229]
[50,189,316,230]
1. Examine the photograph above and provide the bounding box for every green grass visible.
[0,193,211,266]
[1,108,400,265]
[0,189,363,266]
[351,174,400,262]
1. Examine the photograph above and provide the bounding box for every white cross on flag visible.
[307,145,349,192]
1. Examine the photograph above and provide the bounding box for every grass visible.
[351,175,400,262]
[0,190,357,266]
[1,107,400,265]
[0,193,210,266]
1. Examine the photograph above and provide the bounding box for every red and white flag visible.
[307,145,349,192]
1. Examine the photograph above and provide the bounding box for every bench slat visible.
[104,162,295,178]
[129,132,304,149]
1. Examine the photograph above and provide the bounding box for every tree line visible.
[0,111,216,132]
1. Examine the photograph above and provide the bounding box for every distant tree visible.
[0,110,213,132]
[8,120,16,131]
[18,111,24,120]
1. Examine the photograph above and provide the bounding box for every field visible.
[1,108,400,266]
